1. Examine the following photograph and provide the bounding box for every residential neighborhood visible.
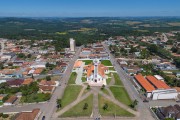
[0,30,180,120]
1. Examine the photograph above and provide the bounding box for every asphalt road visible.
[40,47,82,120]
[102,42,155,120]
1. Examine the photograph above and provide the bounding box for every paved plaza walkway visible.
[75,62,85,85]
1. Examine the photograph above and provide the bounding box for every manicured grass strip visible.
[106,78,111,85]
[99,95,134,117]
[107,73,111,78]
[82,60,93,65]
[61,94,93,117]
[101,60,112,66]
[106,73,112,85]
[82,77,86,82]
[101,88,110,95]
[61,85,82,108]
[0,102,3,106]
[110,86,132,106]
[113,73,123,86]
[68,72,77,84]
[109,67,115,71]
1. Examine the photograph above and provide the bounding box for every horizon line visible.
[0,16,180,18]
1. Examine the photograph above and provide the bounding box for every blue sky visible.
[0,0,180,17]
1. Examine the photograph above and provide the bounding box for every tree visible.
[130,99,138,108]
[174,57,180,68]
[148,44,158,53]
[83,103,88,110]
[17,53,26,58]
[0,62,4,69]
[2,95,9,102]
[103,103,108,110]
[56,99,62,108]
[27,54,32,58]
[46,62,50,68]
[0,113,3,117]
[140,49,150,59]
[171,47,178,53]
[87,85,90,90]
[2,114,9,118]
[130,46,137,53]
[0,82,8,89]
[46,76,51,81]
[101,84,105,90]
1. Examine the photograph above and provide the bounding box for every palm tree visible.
[83,103,88,110]
[133,99,138,106]
[131,99,138,108]
[56,99,62,108]
[103,103,108,110]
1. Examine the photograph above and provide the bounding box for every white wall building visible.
[30,62,46,68]
[1,55,11,60]
[151,89,178,100]
[70,38,75,52]
[154,75,164,81]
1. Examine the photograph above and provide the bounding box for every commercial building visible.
[134,74,178,100]
[70,38,75,52]
[151,89,178,100]
[146,76,170,89]
[134,74,155,97]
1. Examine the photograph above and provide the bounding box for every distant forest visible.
[0,17,180,47]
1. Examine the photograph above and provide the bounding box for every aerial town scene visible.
[0,0,180,120]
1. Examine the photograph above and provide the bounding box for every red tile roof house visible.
[15,108,41,120]
[4,96,18,106]
[38,80,57,94]
[39,86,55,94]
[57,61,68,68]
[39,80,56,86]
[7,79,24,87]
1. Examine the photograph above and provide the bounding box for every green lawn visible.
[109,67,115,71]
[113,73,123,86]
[20,93,51,103]
[106,73,112,85]
[82,77,87,82]
[0,102,3,106]
[110,86,132,106]
[107,73,111,77]
[99,95,134,117]
[101,60,112,66]
[61,94,93,117]
[101,88,110,95]
[82,60,93,65]
[106,78,111,85]
[61,85,82,108]
[68,72,77,84]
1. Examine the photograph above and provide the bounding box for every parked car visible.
[143,99,149,102]
[42,116,45,120]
